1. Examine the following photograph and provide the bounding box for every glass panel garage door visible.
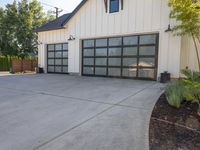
[82,34,159,80]
[47,43,68,73]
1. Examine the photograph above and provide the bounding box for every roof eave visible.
[35,27,66,33]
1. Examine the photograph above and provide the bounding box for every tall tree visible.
[45,10,56,22]
[0,7,4,55]
[169,0,200,71]
[29,0,49,52]
[16,0,47,58]
[17,0,34,57]
[0,0,55,57]
[29,0,46,29]
[0,1,19,56]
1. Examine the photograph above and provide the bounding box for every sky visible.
[0,0,82,15]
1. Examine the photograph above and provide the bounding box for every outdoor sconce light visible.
[165,24,172,32]
[68,35,75,41]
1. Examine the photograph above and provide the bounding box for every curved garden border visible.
[149,94,200,150]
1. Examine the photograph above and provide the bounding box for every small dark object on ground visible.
[149,94,200,150]
[160,72,171,83]
[38,67,44,73]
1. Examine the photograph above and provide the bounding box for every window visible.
[110,0,119,13]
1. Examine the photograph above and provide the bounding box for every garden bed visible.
[149,94,200,150]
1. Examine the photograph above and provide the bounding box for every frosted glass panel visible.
[109,48,121,56]
[96,58,107,66]
[122,68,137,77]
[109,38,122,46]
[84,40,94,47]
[108,58,121,66]
[95,67,107,75]
[123,36,138,45]
[83,67,94,74]
[140,35,156,44]
[108,68,121,76]
[123,47,137,56]
[84,49,94,56]
[96,39,107,47]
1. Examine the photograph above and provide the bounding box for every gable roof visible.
[36,0,88,32]
[61,0,88,26]
[36,13,71,32]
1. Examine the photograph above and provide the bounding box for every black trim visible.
[47,43,69,74]
[104,0,108,12]
[82,33,159,80]
[121,0,124,10]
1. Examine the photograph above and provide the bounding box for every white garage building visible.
[36,0,199,80]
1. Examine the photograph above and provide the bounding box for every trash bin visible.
[38,67,44,73]
[160,72,170,83]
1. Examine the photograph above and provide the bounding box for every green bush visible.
[165,82,184,108]
[181,69,200,82]
[165,69,200,109]
[181,69,200,108]
[0,56,11,71]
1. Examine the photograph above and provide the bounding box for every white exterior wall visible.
[180,36,200,73]
[38,29,68,73]
[38,0,182,78]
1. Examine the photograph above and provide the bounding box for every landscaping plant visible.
[181,69,200,82]
[165,82,184,108]
[181,69,200,108]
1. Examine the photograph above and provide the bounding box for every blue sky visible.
[0,0,82,14]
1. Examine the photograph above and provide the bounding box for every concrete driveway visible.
[0,74,164,150]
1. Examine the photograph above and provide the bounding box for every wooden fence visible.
[11,59,37,73]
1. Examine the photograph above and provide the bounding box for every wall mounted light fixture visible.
[165,24,172,32]
[68,35,75,41]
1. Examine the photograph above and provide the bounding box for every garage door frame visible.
[47,43,68,74]
[81,33,159,80]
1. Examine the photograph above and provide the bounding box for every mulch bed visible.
[149,94,200,150]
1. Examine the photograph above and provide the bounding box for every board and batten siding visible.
[180,36,200,73]
[66,0,181,78]
[38,29,68,71]
[38,0,182,78]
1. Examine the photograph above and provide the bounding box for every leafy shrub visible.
[165,82,184,108]
[0,56,11,71]
[165,69,200,110]
[181,69,200,108]
[181,69,200,82]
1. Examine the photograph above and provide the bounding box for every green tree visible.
[16,0,47,58]
[29,0,46,29]
[0,1,19,56]
[29,1,54,51]
[169,0,200,71]
[0,7,4,55]
[0,0,55,58]
[45,10,56,22]
[17,0,34,58]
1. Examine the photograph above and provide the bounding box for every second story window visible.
[110,0,119,13]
